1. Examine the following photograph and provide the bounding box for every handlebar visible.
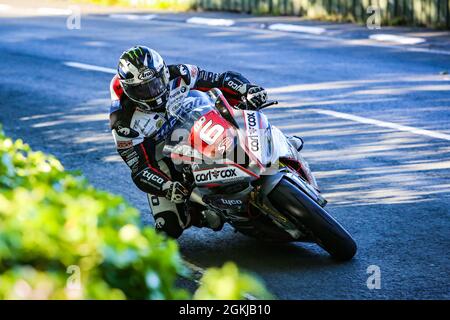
[236,100,278,111]
[258,100,278,110]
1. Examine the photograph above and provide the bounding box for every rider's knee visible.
[153,211,184,239]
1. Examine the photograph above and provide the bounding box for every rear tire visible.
[268,178,357,261]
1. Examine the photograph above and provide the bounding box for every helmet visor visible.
[124,72,168,102]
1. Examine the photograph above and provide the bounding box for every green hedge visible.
[195,262,272,299]
[0,128,188,299]
[196,0,450,29]
[0,127,271,299]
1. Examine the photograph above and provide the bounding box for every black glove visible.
[243,85,268,110]
[169,64,191,85]
[163,181,189,204]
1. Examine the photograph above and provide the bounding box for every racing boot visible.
[187,203,224,231]
[200,209,224,231]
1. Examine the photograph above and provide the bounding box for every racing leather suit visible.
[109,64,259,238]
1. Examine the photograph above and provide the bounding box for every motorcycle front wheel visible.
[268,177,357,261]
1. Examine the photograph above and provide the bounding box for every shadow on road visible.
[179,226,353,271]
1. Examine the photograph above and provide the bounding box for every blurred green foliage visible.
[0,128,187,299]
[195,262,273,300]
[0,127,271,300]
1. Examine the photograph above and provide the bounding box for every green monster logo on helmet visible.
[117,46,170,112]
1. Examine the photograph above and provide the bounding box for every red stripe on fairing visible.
[228,162,259,178]
[217,93,235,116]
[139,144,170,180]
[220,87,238,96]
[194,86,211,92]
[204,183,222,188]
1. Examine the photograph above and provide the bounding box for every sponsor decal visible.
[217,136,233,154]
[194,168,238,183]
[246,112,260,152]
[191,66,198,78]
[171,89,182,99]
[179,65,188,76]
[156,118,164,129]
[156,116,177,140]
[117,126,139,138]
[249,135,260,152]
[132,112,170,137]
[125,156,139,168]
[138,69,155,80]
[221,199,243,206]
[155,217,165,228]
[121,148,136,158]
[194,116,206,131]
[117,140,133,149]
[143,171,165,186]
[118,127,130,136]
[227,80,242,92]
[166,86,189,118]
[247,112,257,127]
[248,127,258,135]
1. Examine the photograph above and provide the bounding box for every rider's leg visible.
[147,158,222,238]
[146,159,188,238]
[147,193,186,238]
[185,202,224,231]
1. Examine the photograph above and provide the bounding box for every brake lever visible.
[236,100,278,110]
[258,100,278,110]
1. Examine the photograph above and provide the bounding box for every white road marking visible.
[63,60,450,142]
[0,4,11,11]
[369,34,426,45]
[400,47,450,56]
[91,15,450,56]
[186,17,235,27]
[268,23,326,35]
[64,61,116,74]
[37,7,73,16]
[311,109,450,141]
[109,14,156,20]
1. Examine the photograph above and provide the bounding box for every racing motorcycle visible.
[163,88,357,261]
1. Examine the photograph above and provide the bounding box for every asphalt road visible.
[0,9,449,299]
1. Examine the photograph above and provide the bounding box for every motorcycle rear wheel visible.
[268,178,357,261]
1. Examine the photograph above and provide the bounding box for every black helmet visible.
[118,46,170,112]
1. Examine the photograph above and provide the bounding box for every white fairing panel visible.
[269,125,292,161]
[239,110,296,176]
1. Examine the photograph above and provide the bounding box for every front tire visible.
[268,178,357,261]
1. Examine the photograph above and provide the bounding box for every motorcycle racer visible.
[109,45,303,238]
